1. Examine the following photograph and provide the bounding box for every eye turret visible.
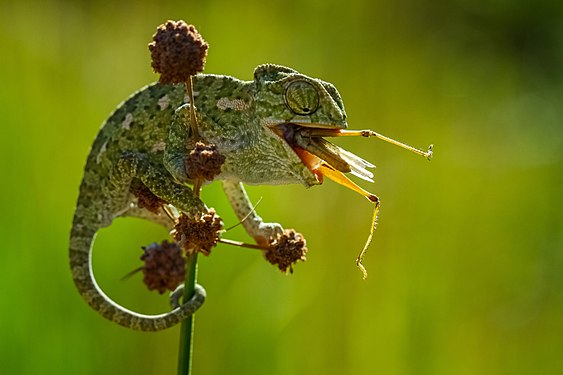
[285,81,319,115]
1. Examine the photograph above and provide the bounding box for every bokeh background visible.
[1,0,562,374]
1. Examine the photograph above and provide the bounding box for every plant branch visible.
[177,253,198,375]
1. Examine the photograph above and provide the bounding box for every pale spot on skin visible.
[152,141,166,153]
[122,113,133,130]
[217,97,251,111]
[96,141,108,164]
[158,95,170,110]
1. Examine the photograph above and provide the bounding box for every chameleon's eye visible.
[285,81,320,115]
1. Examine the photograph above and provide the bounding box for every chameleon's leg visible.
[222,180,283,246]
[70,153,207,331]
[117,151,206,216]
[163,103,223,184]
[164,104,194,184]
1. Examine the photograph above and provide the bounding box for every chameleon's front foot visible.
[254,222,284,247]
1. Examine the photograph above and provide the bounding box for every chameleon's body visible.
[70,65,351,331]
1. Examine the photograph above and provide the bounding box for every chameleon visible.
[70,64,379,331]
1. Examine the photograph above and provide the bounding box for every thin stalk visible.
[185,77,199,138]
[219,238,268,251]
[177,74,202,374]
[177,253,198,375]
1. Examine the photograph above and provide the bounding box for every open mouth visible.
[275,124,374,181]
[273,123,377,201]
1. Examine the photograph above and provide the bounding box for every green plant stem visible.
[177,253,198,375]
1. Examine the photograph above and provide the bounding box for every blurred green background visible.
[1,0,562,374]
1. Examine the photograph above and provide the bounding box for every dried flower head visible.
[185,142,226,181]
[130,179,166,214]
[149,20,208,84]
[141,240,185,294]
[173,209,223,256]
[265,229,308,273]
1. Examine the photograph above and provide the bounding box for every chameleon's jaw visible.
[271,123,375,184]
[288,121,347,130]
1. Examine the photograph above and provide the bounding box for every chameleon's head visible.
[253,64,347,129]
[250,64,372,188]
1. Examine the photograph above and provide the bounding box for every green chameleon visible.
[70,64,385,331]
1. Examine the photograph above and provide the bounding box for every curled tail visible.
[69,215,205,331]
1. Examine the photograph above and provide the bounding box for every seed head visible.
[265,229,308,273]
[185,142,226,182]
[141,241,185,294]
[148,20,208,84]
[173,209,223,256]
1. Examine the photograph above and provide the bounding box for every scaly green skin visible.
[70,64,348,331]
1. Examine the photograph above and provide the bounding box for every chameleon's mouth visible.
[274,123,375,186]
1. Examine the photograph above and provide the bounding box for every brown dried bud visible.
[149,20,208,84]
[185,142,226,181]
[141,240,185,294]
[265,229,308,273]
[130,179,166,214]
[173,209,223,256]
